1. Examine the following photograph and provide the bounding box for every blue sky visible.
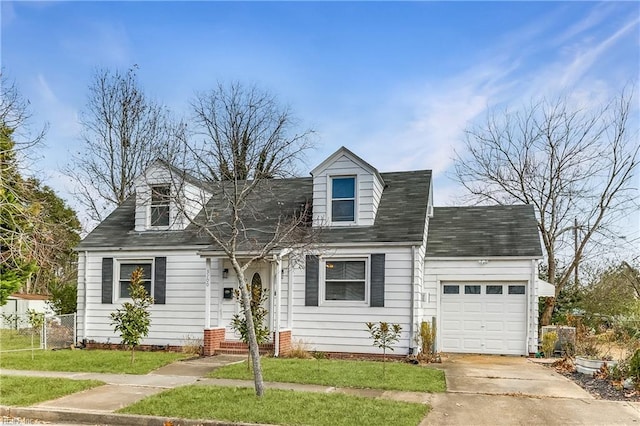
[2,1,639,253]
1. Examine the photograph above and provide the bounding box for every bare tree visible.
[453,89,639,325]
[168,82,315,396]
[67,66,181,224]
[0,72,48,153]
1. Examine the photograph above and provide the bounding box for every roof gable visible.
[310,146,384,185]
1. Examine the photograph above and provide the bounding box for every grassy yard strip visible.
[120,385,428,426]
[0,375,104,406]
[0,329,39,351]
[210,358,446,392]
[0,350,186,374]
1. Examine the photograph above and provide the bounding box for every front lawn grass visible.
[210,358,446,392]
[120,385,428,426]
[0,375,104,406]
[0,329,39,351]
[0,349,186,374]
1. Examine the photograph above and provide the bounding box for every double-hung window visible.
[119,262,153,298]
[324,259,366,301]
[331,177,355,222]
[150,185,170,227]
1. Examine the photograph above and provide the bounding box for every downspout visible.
[409,246,417,355]
[527,258,537,355]
[82,251,88,342]
[287,258,294,329]
[205,258,211,329]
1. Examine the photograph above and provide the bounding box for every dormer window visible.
[150,185,170,227]
[332,176,356,222]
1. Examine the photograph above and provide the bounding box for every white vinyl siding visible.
[292,247,413,354]
[82,250,209,346]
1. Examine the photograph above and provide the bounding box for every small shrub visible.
[110,267,153,364]
[416,320,437,362]
[542,331,558,358]
[312,351,326,372]
[365,321,402,379]
[287,339,312,359]
[27,309,44,360]
[181,335,203,356]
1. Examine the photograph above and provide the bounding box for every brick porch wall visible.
[203,327,226,356]
[277,329,292,356]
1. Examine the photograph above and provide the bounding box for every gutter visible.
[82,251,88,342]
[409,245,417,355]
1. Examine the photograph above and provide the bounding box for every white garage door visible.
[440,282,527,355]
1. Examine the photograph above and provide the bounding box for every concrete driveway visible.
[422,354,640,425]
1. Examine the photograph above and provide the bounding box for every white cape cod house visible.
[75,147,547,356]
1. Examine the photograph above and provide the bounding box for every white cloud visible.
[34,73,82,140]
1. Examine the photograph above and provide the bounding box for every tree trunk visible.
[234,264,265,397]
[540,297,555,326]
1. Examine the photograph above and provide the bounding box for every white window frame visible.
[148,184,171,229]
[320,256,369,306]
[329,175,357,225]
[116,259,154,301]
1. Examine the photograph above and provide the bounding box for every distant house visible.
[0,294,51,328]
[76,147,547,356]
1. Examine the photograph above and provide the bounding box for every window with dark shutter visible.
[154,257,166,304]
[305,255,319,306]
[101,258,114,304]
[370,254,385,307]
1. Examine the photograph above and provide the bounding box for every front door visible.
[244,265,271,334]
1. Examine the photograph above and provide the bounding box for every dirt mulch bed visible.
[560,371,639,402]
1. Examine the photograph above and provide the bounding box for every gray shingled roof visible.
[426,205,543,258]
[77,170,433,250]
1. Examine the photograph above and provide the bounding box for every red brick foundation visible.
[203,327,226,356]
[276,329,292,356]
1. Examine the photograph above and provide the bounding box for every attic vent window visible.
[332,177,355,222]
[150,185,170,227]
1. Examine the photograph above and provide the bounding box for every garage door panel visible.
[463,320,482,331]
[441,282,527,355]
[442,301,462,313]
[461,338,482,350]
[442,337,462,351]
[484,321,505,332]
[463,302,482,313]
[485,303,505,313]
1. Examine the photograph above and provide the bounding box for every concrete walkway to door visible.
[422,354,640,425]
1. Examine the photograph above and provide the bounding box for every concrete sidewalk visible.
[2,354,639,425]
[1,354,433,425]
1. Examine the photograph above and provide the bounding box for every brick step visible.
[216,340,274,355]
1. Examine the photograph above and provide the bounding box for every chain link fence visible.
[45,313,76,349]
[0,312,76,352]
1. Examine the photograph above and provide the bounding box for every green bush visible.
[542,331,558,358]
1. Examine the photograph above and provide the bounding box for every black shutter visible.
[370,254,385,307]
[154,257,167,304]
[101,258,113,304]
[305,255,319,306]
